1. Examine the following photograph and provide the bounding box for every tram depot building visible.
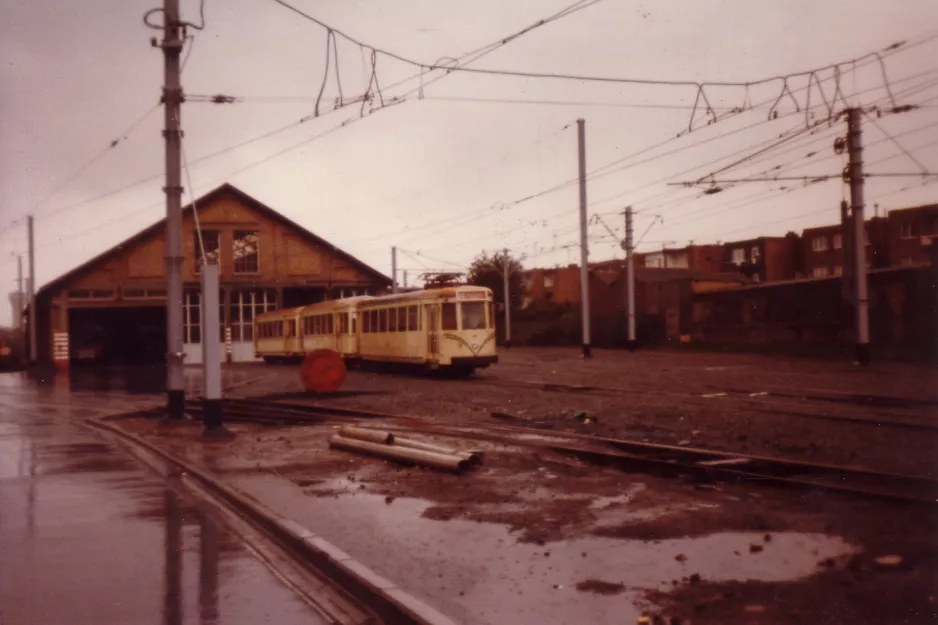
[29,183,391,367]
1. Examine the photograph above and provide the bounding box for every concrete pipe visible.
[393,437,483,467]
[329,435,470,474]
[337,425,394,445]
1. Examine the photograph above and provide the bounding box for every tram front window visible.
[460,302,487,330]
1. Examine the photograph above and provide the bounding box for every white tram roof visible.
[358,285,492,307]
[255,286,491,321]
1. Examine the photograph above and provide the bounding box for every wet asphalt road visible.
[0,370,328,625]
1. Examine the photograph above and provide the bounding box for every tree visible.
[466,250,525,312]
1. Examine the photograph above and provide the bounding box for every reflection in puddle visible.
[285,483,858,625]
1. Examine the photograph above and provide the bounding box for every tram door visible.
[425,304,440,358]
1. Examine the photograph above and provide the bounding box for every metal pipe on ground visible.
[329,435,470,474]
[337,425,394,445]
[393,437,483,467]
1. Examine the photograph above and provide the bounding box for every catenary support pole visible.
[502,247,511,348]
[577,119,591,358]
[403,269,408,289]
[391,246,398,294]
[161,0,186,418]
[27,216,36,363]
[846,108,870,365]
[200,263,225,434]
[625,206,636,349]
[17,255,24,332]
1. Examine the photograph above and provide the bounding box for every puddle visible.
[233,474,859,625]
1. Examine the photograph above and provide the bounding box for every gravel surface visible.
[230,347,938,477]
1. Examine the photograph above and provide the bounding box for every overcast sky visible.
[1,0,936,324]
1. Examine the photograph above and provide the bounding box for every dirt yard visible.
[228,347,938,477]
[112,346,937,624]
[119,408,938,625]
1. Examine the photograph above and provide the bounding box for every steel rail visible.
[155,397,938,506]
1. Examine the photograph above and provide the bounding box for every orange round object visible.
[300,349,347,393]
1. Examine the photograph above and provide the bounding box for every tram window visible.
[339,313,348,334]
[288,320,297,337]
[397,307,407,332]
[366,310,375,333]
[327,314,334,334]
[487,302,494,328]
[461,302,487,330]
[388,308,397,333]
[407,306,418,331]
[441,303,458,330]
[379,309,387,332]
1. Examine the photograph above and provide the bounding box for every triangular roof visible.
[35,183,390,299]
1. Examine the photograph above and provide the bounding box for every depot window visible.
[183,290,201,344]
[233,230,260,273]
[460,302,486,330]
[441,303,458,330]
[232,288,276,341]
[195,229,220,268]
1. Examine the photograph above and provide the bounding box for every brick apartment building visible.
[635,244,723,273]
[719,235,801,282]
[802,217,889,278]
[887,203,938,266]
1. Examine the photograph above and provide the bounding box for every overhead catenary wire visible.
[14,0,599,241]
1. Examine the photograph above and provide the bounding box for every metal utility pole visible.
[577,119,591,358]
[161,0,185,418]
[846,108,870,365]
[502,247,512,348]
[200,263,224,435]
[17,255,24,331]
[391,246,398,294]
[624,206,636,349]
[403,270,408,289]
[27,216,36,363]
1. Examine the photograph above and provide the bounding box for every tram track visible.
[128,397,938,506]
[447,376,938,432]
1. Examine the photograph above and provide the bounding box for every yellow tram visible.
[254,286,498,373]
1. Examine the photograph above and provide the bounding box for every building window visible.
[812,267,830,278]
[731,248,746,265]
[900,222,914,239]
[543,274,555,289]
[183,290,201,344]
[230,288,277,341]
[123,288,166,299]
[811,236,829,252]
[833,265,843,276]
[195,230,220,268]
[68,289,114,300]
[233,230,260,273]
[833,234,843,250]
[750,246,760,261]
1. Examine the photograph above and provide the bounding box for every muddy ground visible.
[230,347,938,478]
[120,404,938,625]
